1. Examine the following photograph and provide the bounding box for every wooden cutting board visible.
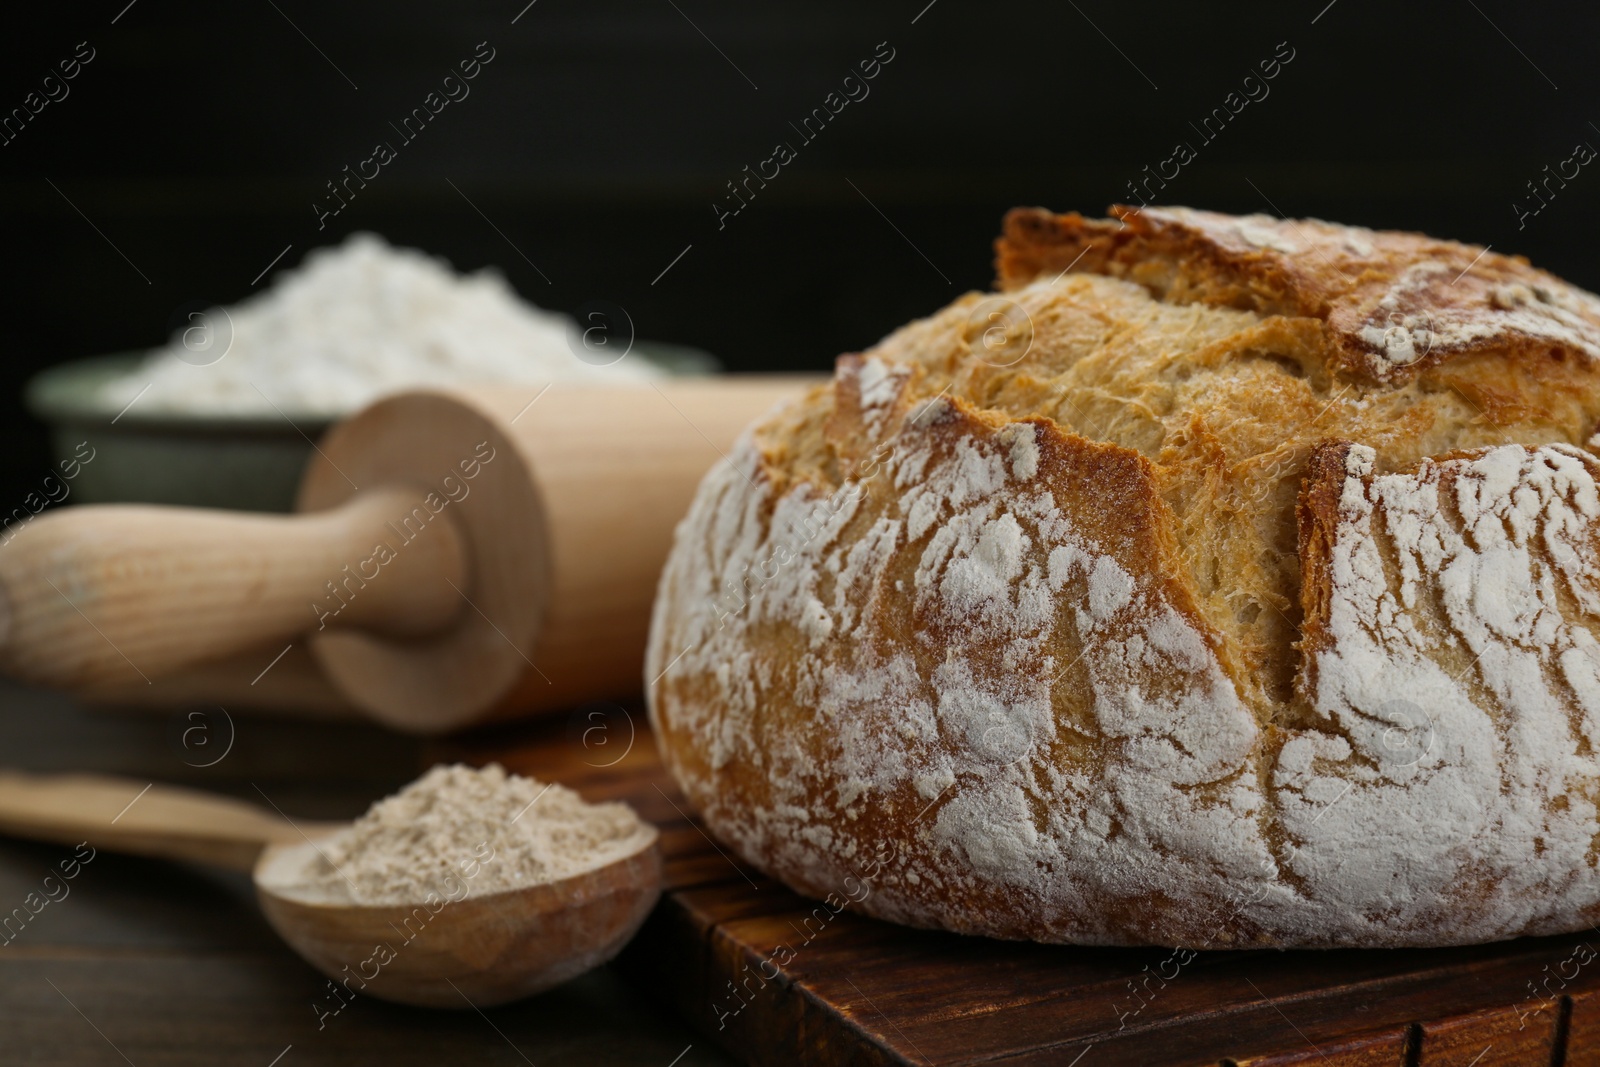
[456,716,1600,1066]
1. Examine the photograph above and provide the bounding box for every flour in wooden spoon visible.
[262,764,655,905]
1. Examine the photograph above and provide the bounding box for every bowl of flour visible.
[26,234,714,512]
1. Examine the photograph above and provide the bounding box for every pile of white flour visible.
[101,233,659,418]
[263,763,656,905]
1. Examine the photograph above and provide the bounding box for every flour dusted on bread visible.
[647,205,1600,948]
[1288,442,1600,923]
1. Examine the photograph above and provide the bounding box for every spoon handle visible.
[0,770,339,872]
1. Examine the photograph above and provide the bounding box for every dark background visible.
[2,0,1596,506]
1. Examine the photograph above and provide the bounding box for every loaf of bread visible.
[646,205,1600,948]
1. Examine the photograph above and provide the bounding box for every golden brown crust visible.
[997,205,1600,384]
[648,206,1600,950]
[1293,439,1354,669]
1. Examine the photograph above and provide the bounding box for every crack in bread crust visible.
[996,204,1600,385]
[647,206,1600,948]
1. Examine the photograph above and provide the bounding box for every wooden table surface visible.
[0,679,735,1067]
[13,674,1600,1066]
[438,689,1600,1066]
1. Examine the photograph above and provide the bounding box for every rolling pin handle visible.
[0,486,468,691]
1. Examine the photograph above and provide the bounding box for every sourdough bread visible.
[646,206,1600,947]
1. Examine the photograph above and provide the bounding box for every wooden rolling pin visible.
[0,377,817,732]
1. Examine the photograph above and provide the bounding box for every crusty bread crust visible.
[647,207,1600,948]
[997,205,1600,384]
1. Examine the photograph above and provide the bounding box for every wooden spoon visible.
[0,769,661,1009]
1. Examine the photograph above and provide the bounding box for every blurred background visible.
[2,0,1596,508]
